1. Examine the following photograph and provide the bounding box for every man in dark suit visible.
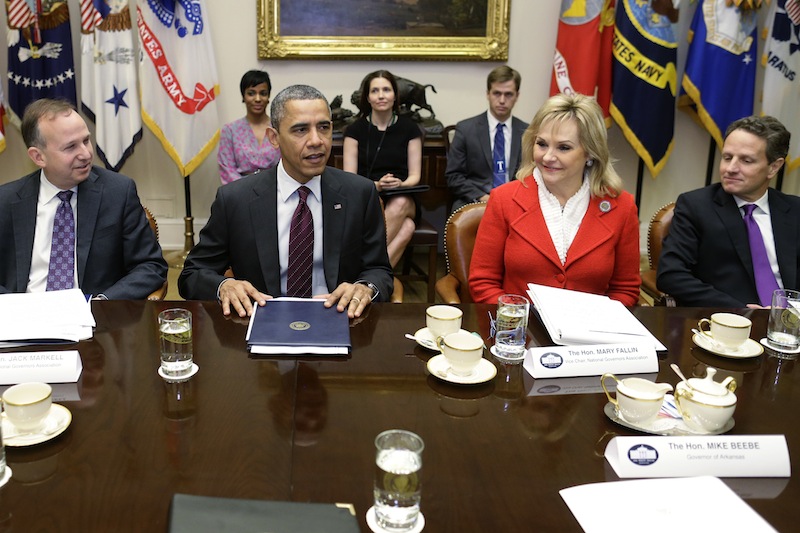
[179,85,393,318]
[446,66,528,213]
[0,99,167,299]
[658,115,798,307]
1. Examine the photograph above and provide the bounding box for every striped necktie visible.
[286,186,314,298]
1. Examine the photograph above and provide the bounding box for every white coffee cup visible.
[601,374,673,425]
[439,331,483,377]
[426,305,463,340]
[697,313,751,351]
[2,382,53,432]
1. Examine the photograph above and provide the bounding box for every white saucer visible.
[692,333,763,358]
[158,362,199,382]
[0,466,11,487]
[413,327,471,352]
[604,400,734,436]
[366,506,425,533]
[2,404,72,447]
[490,345,525,363]
[759,338,800,354]
[426,354,497,385]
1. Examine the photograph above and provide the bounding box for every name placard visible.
[0,351,83,384]
[523,342,657,379]
[526,373,659,396]
[605,435,791,478]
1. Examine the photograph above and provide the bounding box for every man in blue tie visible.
[658,115,800,307]
[446,66,528,213]
[0,99,167,299]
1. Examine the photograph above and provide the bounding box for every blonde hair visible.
[517,93,622,197]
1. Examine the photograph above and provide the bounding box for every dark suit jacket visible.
[445,112,528,213]
[178,166,394,302]
[0,167,168,299]
[657,184,800,306]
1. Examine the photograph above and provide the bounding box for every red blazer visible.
[469,178,641,306]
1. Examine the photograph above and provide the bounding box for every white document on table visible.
[0,289,95,346]
[560,476,777,533]
[527,283,666,351]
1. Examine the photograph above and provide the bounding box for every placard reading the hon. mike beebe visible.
[0,350,83,384]
[523,342,657,378]
[605,435,790,478]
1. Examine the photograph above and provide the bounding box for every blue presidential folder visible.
[246,298,351,355]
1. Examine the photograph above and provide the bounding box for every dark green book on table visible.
[245,298,351,355]
[168,494,360,533]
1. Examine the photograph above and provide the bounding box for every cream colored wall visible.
[1,1,797,249]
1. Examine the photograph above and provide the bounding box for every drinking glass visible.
[494,294,529,362]
[767,289,800,355]
[158,309,193,378]
[373,430,424,531]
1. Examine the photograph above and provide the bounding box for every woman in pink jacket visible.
[469,93,641,306]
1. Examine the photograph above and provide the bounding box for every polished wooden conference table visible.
[1,301,799,531]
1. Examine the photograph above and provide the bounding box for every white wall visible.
[1,1,797,250]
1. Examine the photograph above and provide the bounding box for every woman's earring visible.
[586,159,594,167]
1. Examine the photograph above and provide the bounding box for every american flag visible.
[786,0,800,24]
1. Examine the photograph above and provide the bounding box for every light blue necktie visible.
[492,123,506,188]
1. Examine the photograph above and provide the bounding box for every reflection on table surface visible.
[1,302,799,531]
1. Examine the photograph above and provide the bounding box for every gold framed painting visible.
[257,0,510,60]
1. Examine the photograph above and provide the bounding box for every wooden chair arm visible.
[435,274,462,304]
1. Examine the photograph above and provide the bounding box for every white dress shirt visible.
[28,171,78,292]
[276,161,327,296]
[534,168,591,266]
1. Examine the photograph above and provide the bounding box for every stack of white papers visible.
[560,476,777,532]
[526,283,666,351]
[0,289,95,348]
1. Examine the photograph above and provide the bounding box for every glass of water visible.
[767,289,800,356]
[373,429,424,531]
[494,294,529,362]
[158,308,193,379]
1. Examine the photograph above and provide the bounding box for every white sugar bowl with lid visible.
[674,367,737,433]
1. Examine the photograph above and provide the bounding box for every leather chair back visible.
[143,205,168,301]
[436,202,486,303]
[641,202,676,306]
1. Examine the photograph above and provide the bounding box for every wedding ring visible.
[351,297,361,305]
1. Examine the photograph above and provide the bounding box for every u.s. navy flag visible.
[551,0,616,121]
[762,0,800,172]
[6,0,77,123]
[137,0,219,177]
[81,1,142,172]
[610,0,679,177]
[678,0,759,148]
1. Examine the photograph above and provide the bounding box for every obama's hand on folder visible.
[321,282,375,319]
[218,279,271,317]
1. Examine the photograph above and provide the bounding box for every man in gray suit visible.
[446,66,528,212]
[179,85,393,318]
[0,99,167,299]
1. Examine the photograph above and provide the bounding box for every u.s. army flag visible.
[137,0,220,177]
[81,0,142,172]
[761,0,800,172]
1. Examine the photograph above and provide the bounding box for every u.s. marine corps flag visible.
[762,0,800,172]
[551,0,616,121]
[81,0,142,171]
[137,0,219,177]
[610,0,679,177]
[6,0,78,123]
[678,0,759,148]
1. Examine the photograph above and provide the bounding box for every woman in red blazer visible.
[469,94,641,306]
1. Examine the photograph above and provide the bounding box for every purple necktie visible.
[46,190,75,291]
[286,186,314,298]
[492,123,506,188]
[743,204,779,306]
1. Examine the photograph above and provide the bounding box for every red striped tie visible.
[286,186,314,298]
